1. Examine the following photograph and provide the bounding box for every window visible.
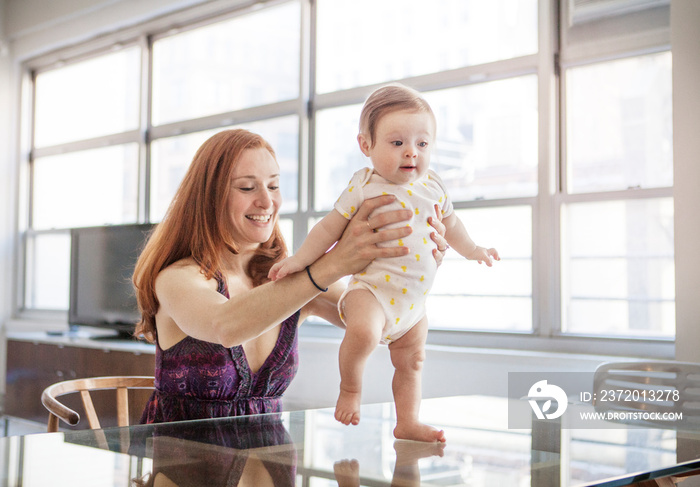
[423,77,539,201]
[565,53,673,194]
[150,116,299,221]
[315,0,538,94]
[33,146,139,229]
[17,0,674,355]
[26,45,142,312]
[561,198,675,337]
[24,233,71,310]
[430,207,532,331]
[560,50,674,338]
[33,47,140,148]
[151,2,301,125]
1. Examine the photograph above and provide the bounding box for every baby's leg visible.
[336,289,385,426]
[388,317,446,442]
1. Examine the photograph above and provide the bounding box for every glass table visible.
[2,396,700,486]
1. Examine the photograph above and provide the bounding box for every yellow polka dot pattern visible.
[333,167,454,345]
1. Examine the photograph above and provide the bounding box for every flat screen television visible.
[69,224,154,339]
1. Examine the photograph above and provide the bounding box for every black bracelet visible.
[305,265,328,292]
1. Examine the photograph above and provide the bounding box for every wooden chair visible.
[41,376,155,432]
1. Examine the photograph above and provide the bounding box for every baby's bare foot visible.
[393,422,446,443]
[335,389,361,425]
[393,439,445,463]
[334,459,360,487]
[392,440,446,483]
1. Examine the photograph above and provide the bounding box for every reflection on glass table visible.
[3,396,700,486]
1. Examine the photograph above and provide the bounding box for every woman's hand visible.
[429,204,448,267]
[325,195,412,276]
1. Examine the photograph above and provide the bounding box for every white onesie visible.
[334,167,454,344]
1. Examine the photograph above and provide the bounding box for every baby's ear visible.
[357,133,371,156]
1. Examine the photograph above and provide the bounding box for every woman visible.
[133,129,447,423]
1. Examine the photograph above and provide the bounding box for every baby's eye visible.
[418,141,428,147]
[392,141,403,146]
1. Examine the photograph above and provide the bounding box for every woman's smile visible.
[246,214,273,223]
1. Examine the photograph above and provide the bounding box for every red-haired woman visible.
[133,129,447,423]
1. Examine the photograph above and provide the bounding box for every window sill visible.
[299,322,675,359]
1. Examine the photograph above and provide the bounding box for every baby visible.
[269,84,499,442]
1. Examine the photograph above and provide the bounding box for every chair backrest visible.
[593,361,700,426]
[41,376,155,432]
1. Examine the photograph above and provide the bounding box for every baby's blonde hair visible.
[359,83,436,148]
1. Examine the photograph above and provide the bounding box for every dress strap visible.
[213,271,230,298]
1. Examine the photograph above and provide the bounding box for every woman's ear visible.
[357,133,371,157]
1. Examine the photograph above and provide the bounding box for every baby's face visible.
[359,109,435,185]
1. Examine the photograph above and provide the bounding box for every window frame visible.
[13,0,674,358]
[553,0,673,354]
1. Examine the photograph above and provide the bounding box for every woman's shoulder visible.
[158,257,199,278]
[156,258,211,292]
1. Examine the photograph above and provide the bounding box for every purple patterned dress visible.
[140,274,300,424]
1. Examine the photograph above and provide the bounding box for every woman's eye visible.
[239,187,254,192]
[269,186,279,191]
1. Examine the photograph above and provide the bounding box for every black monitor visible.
[69,224,154,339]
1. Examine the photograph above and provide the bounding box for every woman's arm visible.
[268,210,349,281]
[300,280,346,328]
[157,195,413,348]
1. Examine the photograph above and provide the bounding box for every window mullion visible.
[533,0,562,339]
[32,130,141,159]
[149,101,300,141]
[139,34,153,224]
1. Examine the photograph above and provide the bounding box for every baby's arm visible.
[268,210,350,281]
[442,213,500,266]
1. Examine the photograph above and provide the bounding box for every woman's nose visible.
[255,189,273,208]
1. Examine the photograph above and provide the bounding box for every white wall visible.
[6,0,212,59]
[671,0,700,362]
[1,0,12,375]
[285,339,612,409]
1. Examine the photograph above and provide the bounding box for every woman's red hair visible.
[133,129,287,343]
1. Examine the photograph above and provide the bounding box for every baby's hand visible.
[467,246,500,267]
[268,256,305,281]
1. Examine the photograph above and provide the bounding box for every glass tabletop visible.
[3,396,700,486]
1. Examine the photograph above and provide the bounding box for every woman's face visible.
[228,147,282,250]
